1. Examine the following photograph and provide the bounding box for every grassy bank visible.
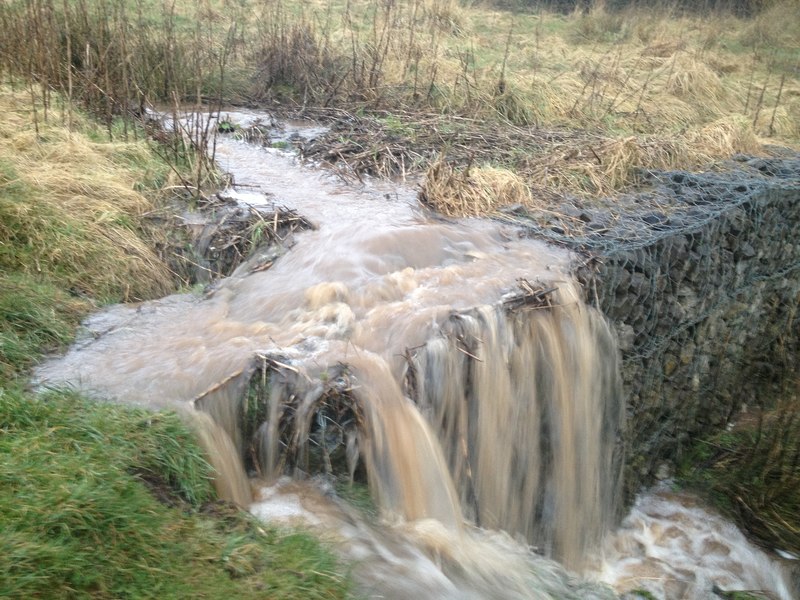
[0,85,350,598]
[0,387,348,599]
[0,86,176,376]
[678,375,800,557]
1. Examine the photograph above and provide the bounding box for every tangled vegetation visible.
[0,0,797,212]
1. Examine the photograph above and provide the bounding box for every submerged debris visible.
[234,118,274,146]
[195,354,366,484]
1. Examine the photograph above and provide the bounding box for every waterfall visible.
[35,110,793,599]
[190,281,624,571]
[407,285,623,568]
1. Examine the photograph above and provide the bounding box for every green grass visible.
[378,114,416,137]
[0,386,349,599]
[0,274,87,379]
[624,590,658,600]
[677,387,800,557]
[335,480,378,520]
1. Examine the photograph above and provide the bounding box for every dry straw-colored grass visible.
[421,160,531,217]
[533,118,763,196]
[0,88,174,301]
[265,0,797,177]
[4,0,792,219]
[420,114,765,217]
[685,115,763,157]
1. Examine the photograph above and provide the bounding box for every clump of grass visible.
[492,80,538,125]
[520,120,762,197]
[685,115,762,157]
[678,377,800,557]
[520,135,671,195]
[609,116,762,185]
[0,274,87,379]
[0,386,350,599]
[421,159,531,216]
[567,0,631,44]
[665,55,726,104]
[417,114,765,215]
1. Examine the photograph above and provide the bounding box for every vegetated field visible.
[151,0,796,214]
[1,0,797,210]
[246,0,798,210]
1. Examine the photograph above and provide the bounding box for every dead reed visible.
[420,159,532,217]
[0,0,248,197]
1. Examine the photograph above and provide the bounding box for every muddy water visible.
[35,112,794,599]
[593,487,795,599]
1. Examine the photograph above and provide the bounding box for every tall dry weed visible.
[737,0,800,48]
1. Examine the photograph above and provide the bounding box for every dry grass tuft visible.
[567,0,631,44]
[519,135,679,196]
[685,115,762,157]
[666,56,726,104]
[423,0,465,35]
[421,159,531,217]
[520,120,762,199]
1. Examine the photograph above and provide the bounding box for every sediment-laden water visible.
[36,111,794,599]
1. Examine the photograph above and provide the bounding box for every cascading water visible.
[35,111,795,599]
[406,288,624,569]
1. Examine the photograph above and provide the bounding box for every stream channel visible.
[36,110,795,600]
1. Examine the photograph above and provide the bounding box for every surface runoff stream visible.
[36,111,795,600]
